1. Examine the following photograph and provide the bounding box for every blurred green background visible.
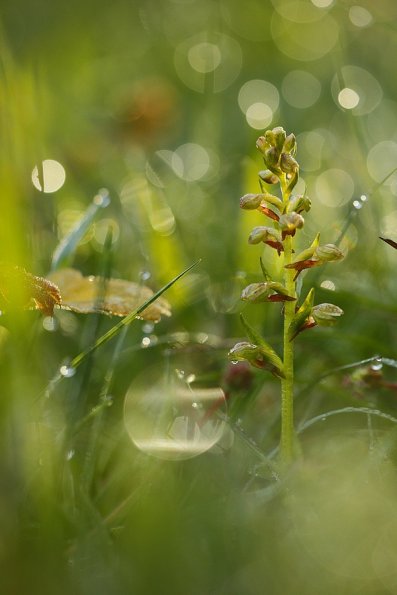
[2,0,397,593]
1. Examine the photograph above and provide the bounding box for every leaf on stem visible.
[234,313,285,378]
[288,288,316,341]
[285,243,343,280]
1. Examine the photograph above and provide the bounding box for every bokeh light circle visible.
[245,103,273,129]
[338,88,360,109]
[238,79,278,128]
[32,159,66,193]
[187,42,221,73]
[271,12,338,61]
[297,130,326,172]
[315,168,355,207]
[174,32,242,93]
[124,367,226,460]
[331,66,382,115]
[273,0,328,23]
[349,6,373,28]
[367,141,397,192]
[282,70,321,109]
[172,143,210,181]
[238,79,279,113]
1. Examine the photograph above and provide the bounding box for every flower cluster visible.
[228,126,345,374]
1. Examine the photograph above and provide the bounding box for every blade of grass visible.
[51,188,110,271]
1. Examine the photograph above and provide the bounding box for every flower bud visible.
[279,212,304,236]
[241,282,295,303]
[264,129,276,145]
[287,194,311,214]
[311,303,343,326]
[259,170,279,185]
[272,126,286,152]
[256,136,270,154]
[240,193,263,210]
[264,146,280,170]
[280,152,299,174]
[228,341,284,377]
[248,226,281,245]
[314,244,344,262]
[283,133,296,154]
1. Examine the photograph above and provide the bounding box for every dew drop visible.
[66,449,75,461]
[196,332,209,344]
[360,194,368,202]
[353,200,363,209]
[43,316,58,332]
[142,322,155,334]
[371,357,383,371]
[141,336,151,348]
[321,416,326,422]
[93,188,111,208]
[230,360,239,365]
[175,369,185,379]
[139,270,151,282]
[186,373,196,384]
[60,364,76,378]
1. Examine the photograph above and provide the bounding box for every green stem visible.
[280,181,296,465]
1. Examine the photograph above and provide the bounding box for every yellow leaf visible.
[48,268,171,322]
[0,265,62,316]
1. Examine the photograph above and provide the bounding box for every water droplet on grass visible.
[371,357,383,371]
[93,188,110,208]
[353,200,362,209]
[60,364,76,378]
[66,449,75,461]
[141,336,151,348]
[139,270,151,282]
[142,322,155,334]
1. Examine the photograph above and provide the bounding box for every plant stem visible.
[280,178,296,465]
[280,234,296,464]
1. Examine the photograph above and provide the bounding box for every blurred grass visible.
[2,0,397,593]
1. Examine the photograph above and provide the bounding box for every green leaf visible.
[239,313,284,378]
[51,189,110,271]
[290,233,320,264]
[259,257,271,281]
[288,287,315,341]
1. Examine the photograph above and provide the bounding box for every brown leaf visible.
[0,265,62,316]
[48,268,171,322]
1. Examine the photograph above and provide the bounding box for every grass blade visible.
[51,188,110,271]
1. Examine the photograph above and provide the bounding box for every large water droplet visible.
[124,368,226,460]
